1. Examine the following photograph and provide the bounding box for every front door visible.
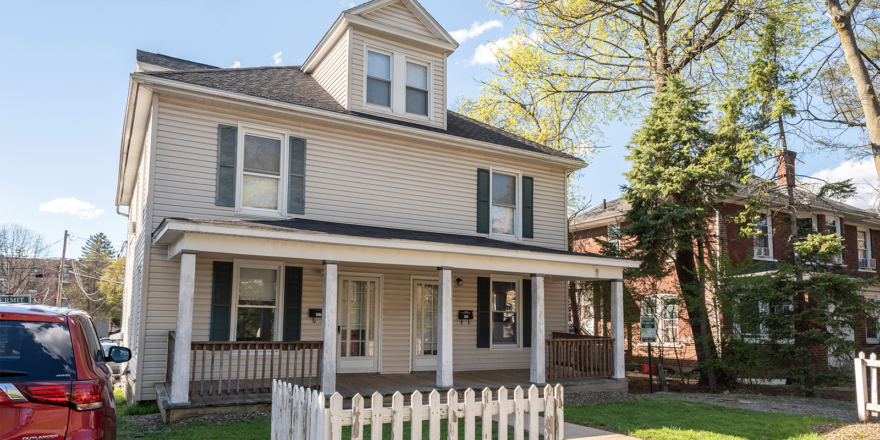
[337,276,380,373]
[411,279,438,371]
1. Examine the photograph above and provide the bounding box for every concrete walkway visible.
[494,414,639,440]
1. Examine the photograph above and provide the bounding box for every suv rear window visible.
[0,321,76,382]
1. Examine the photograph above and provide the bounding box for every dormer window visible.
[406,62,428,115]
[367,51,392,107]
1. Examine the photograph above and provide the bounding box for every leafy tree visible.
[457,0,813,154]
[96,257,125,326]
[621,76,771,390]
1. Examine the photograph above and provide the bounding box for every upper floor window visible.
[858,229,873,270]
[491,172,518,237]
[754,213,772,260]
[366,51,391,107]
[826,217,844,264]
[241,132,283,211]
[405,62,428,115]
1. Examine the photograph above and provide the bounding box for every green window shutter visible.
[522,176,534,239]
[288,137,306,215]
[283,266,303,341]
[522,279,532,347]
[215,125,238,207]
[477,277,491,348]
[209,261,234,341]
[477,169,490,233]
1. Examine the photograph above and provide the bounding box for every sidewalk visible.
[494,414,639,440]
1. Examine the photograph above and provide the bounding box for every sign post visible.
[0,295,32,305]
[640,316,657,394]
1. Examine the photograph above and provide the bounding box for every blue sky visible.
[0,0,872,258]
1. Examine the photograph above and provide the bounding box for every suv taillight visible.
[15,380,105,411]
[70,379,104,411]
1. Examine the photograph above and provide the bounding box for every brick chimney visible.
[776,150,797,186]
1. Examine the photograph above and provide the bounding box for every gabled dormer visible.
[301,0,458,130]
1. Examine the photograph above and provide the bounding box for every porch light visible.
[456,278,463,287]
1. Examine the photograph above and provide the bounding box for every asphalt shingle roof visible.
[167,217,623,260]
[138,57,578,161]
[136,50,219,71]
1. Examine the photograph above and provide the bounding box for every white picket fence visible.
[856,352,880,422]
[271,379,565,440]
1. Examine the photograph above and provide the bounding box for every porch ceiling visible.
[154,217,638,280]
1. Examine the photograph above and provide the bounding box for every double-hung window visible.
[491,171,519,238]
[754,213,772,259]
[867,298,879,344]
[237,126,289,215]
[858,229,873,270]
[232,261,284,342]
[826,217,844,264]
[405,62,428,115]
[491,277,521,348]
[640,294,679,345]
[366,51,392,107]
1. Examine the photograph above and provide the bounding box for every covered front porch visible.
[151,217,636,421]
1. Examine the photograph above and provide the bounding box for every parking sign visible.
[640,316,657,343]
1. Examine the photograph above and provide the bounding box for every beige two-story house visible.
[115,0,638,420]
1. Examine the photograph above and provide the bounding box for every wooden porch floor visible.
[157,369,625,422]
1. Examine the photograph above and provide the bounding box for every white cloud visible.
[272,51,283,65]
[449,20,503,44]
[39,197,105,219]
[810,159,880,209]
[468,31,538,65]
[229,61,241,68]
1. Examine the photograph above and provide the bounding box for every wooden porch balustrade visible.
[165,332,323,397]
[545,332,614,380]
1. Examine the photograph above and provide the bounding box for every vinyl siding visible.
[134,253,567,399]
[362,1,434,37]
[349,29,446,129]
[150,97,567,250]
[312,29,349,108]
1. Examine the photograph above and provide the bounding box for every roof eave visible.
[132,73,586,172]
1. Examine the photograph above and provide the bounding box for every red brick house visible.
[569,153,880,370]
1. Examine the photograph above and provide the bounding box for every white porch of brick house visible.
[152,218,637,407]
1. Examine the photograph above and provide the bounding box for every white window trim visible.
[489,274,523,351]
[229,259,286,342]
[364,47,393,110]
[825,216,845,265]
[362,44,434,122]
[738,301,795,344]
[234,123,290,218]
[637,293,681,348]
[488,166,523,242]
[753,211,774,261]
[865,294,880,345]
[858,227,873,271]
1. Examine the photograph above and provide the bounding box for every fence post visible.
[411,390,423,440]
[554,384,564,440]
[528,385,539,440]
[497,387,508,440]
[872,353,878,419]
[271,380,277,440]
[857,352,868,422]
[371,392,384,440]
[428,390,441,440]
[543,385,556,440]
[392,392,404,440]
[330,393,343,440]
[481,388,493,440]
[352,394,365,440]
[446,389,458,440]
[464,388,476,440]
[514,386,524,440]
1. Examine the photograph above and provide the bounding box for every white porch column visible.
[170,250,197,404]
[610,279,626,380]
[321,261,338,395]
[436,266,454,389]
[530,274,545,384]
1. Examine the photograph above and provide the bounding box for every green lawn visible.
[566,397,840,440]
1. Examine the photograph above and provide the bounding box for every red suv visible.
[0,304,131,440]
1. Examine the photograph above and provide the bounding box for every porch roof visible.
[153,217,639,278]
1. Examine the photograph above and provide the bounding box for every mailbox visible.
[309,309,322,322]
[458,310,473,324]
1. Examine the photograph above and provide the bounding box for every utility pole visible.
[56,230,67,307]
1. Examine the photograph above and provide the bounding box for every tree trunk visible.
[827,1,880,180]
[568,281,583,334]
[653,0,670,94]
[674,246,721,391]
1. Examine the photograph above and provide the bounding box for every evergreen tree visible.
[81,232,115,262]
[621,76,772,391]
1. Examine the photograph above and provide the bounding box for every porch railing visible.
[545,332,614,380]
[165,332,323,397]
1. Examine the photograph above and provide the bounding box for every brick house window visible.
[858,229,873,270]
[754,213,772,260]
